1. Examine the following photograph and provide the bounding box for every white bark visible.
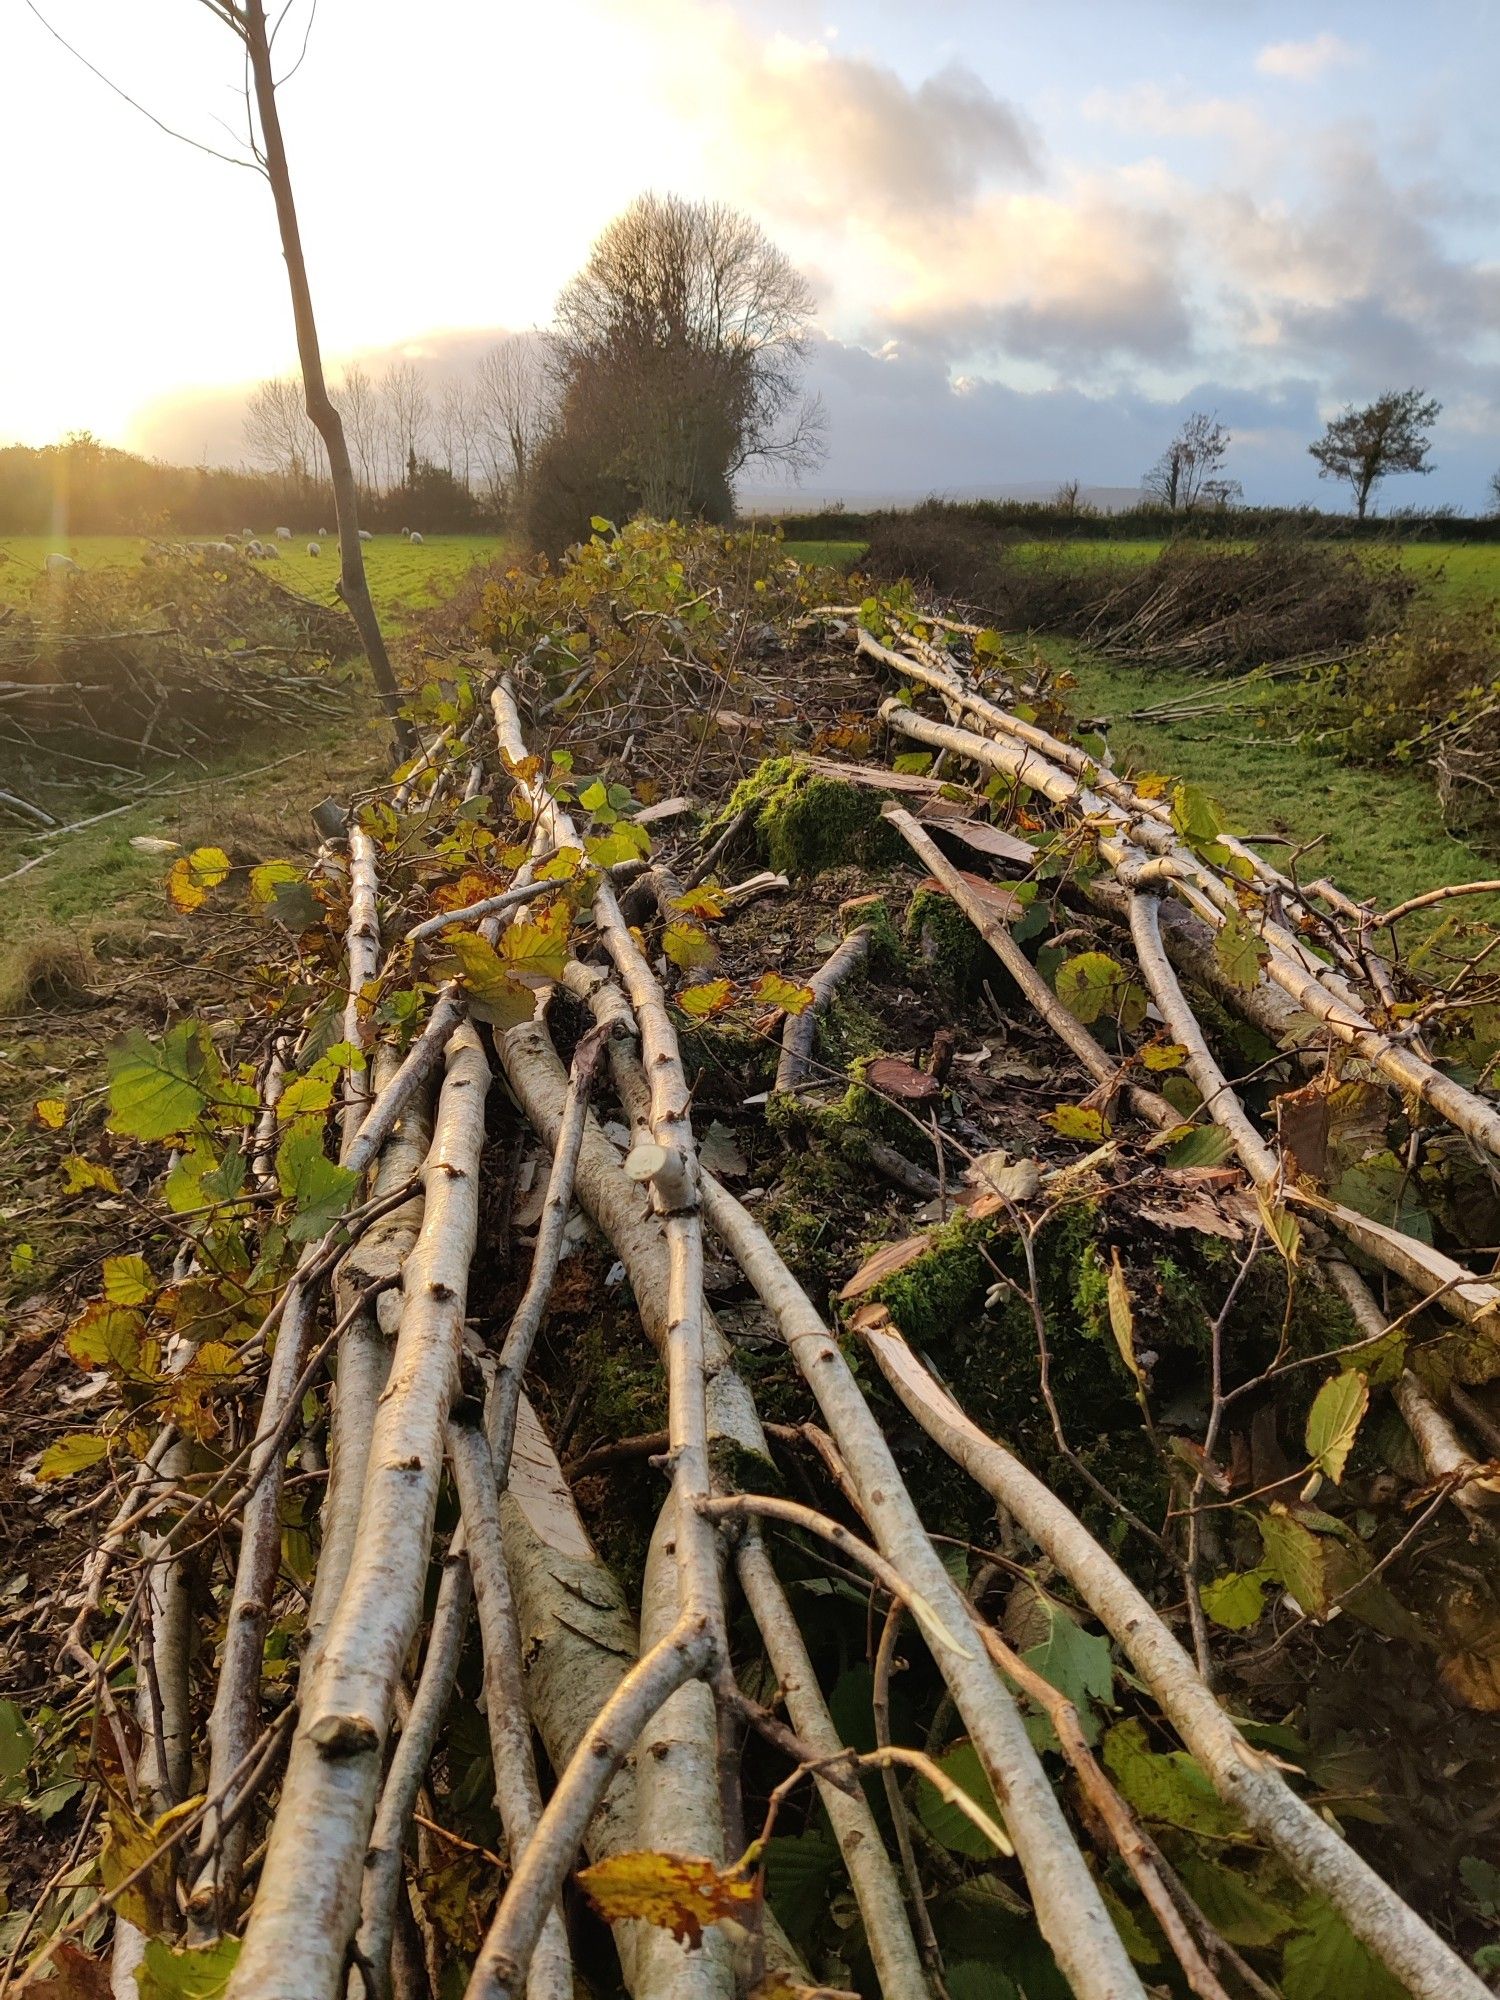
[774,926,871,1096]
[228,1023,491,2000]
[858,1313,1490,2000]
[356,1540,472,2000]
[304,1051,437,1678]
[448,1417,573,2000]
[699,1177,1147,2000]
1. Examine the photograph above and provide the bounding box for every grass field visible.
[0,531,510,626]
[783,535,1500,606]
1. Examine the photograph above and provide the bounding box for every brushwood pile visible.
[4,520,1500,2000]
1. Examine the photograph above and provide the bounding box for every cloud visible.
[696,34,1040,223]
[1254,33,1359,82]
[1083,83,1271,155]
[1201,137,1500,393]
[875,184,1193,369]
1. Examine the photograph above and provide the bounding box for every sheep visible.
[409,531,424,545]
[223,531,241,543]
[45,552,81,576]
[275,526,292,540]
[400,527,410,539]
[243,528,256,540]
[358,529,373,543]
[262,544,280,559]
[245,540,266,557]
[307,541,320,558]
[318,526,329,537]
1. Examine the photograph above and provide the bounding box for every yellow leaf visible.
[663,921,717,972]
[61,1155,121,1195]
[752,971,815,1016]
[578,1850,759,1948]
[37,1433,110,1482]
[103,1254,152,1305]
[1107,1248,1146,1393]
[677,978,736,1018]
[670,885,727,920]
[34,1097,67,1129]
[167,846,232,913]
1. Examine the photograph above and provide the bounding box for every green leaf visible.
[0,1699,36,1803]
[1018,1599,1114,1750]
[1101,1719,1240,1836]
[277,1072,337,1121]
[108,1024,206,1141]
[1055,951,1127,1026]
[248,860,301,908]
[916,1740,1006,1858]
[1044,1103,1110,1143]
[677,978,735,1018]
[892,751,933,775]
[1172,1854,1297,1948]
[762,1829,840,1941]
[1162,1123,1236,1168]
[37,1433,110,1483]
[1141,1041,1188,1072]
[1281,1896,1412,2000]
[1200,1568,1269,1631]
[135,1937,241,2000]
[268,878,322,932]
[447,932,541,1029]
[585,822,652,867]
[103,1254,152,1305]
[276,1124,358,1242]
[1306,1371,1369,1484]
[1214,910,1268,992]
[663,921,717,971]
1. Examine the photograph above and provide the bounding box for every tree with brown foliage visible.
[529,195,824,546]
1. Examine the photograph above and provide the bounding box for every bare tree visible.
[1489,467,1500,517]
[1142,412,1233,513]
[336,362,380,499]
[550,193,825,518]
[382,360,431,492]
[434,378,476,491]
[1310,389,1442,518]
[244,374,321,492]
[474,335,556,512]
[195,0,408,745]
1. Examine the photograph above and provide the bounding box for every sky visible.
[4,0,1499,509]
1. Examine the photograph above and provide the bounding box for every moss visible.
[904,885,990,1000]
[719,755,903,878]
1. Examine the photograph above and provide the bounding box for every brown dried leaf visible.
[865,1057,943,1107]
[578,1849,758,1948]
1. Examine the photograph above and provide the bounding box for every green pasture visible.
[783,534,1500,607]
[0,531,510,626]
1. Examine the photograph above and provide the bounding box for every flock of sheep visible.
[43,524,426,576]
